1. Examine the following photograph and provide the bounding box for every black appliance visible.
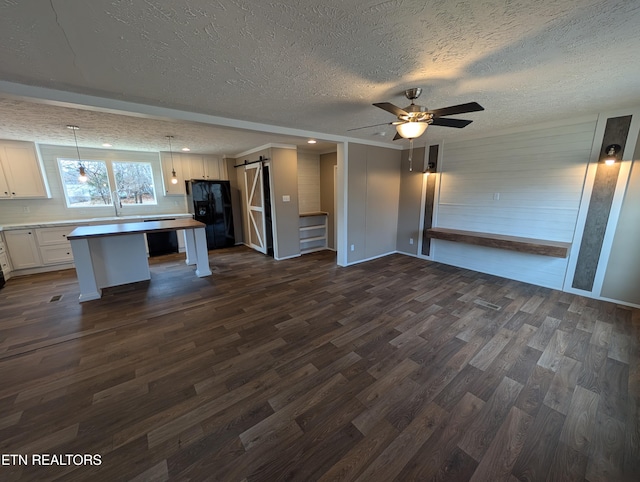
[0,268,5,289]
[186,180,235,250]
[144,219,179,256]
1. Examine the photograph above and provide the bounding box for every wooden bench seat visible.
[425,227,571,258]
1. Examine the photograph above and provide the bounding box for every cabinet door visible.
[0,143,48,198]
[161,152,187,196]
[4,230,42,270]
[185,155,206,180]
[203,156,221,179]
[0,162,10,198]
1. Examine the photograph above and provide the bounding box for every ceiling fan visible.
[351,88,484,140]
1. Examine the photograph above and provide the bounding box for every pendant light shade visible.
[396,121,428,139]
[78,165,88,183]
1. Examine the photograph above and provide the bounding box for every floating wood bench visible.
[425,228,571,258]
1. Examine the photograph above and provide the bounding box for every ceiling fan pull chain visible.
[408,139,414,171]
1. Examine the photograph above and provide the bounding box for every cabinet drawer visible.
[40,245,74,265]
[36,227,74,246]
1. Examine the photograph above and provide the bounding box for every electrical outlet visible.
[409,238,414,245]
[282,195,290,202]
[493,192,500,200]
[350,244,355,251]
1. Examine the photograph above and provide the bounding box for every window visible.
[58,159,158,208]
[113,162,157,205]
[58,159,113,207]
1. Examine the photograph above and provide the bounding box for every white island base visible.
[68,219,211,302]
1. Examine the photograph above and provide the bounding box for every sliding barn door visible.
[244,163,267,254]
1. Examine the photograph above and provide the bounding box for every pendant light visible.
[67,125,87,182]
[166,135,178,185]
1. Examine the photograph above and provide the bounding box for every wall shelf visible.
[425,227,571,258]
[299,212,328,254]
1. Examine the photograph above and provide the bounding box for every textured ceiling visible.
[0,0,639,155]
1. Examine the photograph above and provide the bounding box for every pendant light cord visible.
[408,139,414,171]
[167,135,175,170]
[70,126,82,166]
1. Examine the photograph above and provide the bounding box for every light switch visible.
[282,195,290,202]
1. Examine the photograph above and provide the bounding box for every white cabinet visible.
[0,236,12,278]
[0,141,49,199]
[36,227,74,265]
[4,229,42,270]
[185,155,224,180]
[161,153,227,196]
[160,152,187,196]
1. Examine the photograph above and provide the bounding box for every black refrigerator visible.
[186,180,235,250]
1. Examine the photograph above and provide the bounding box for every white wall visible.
[601,158,640,306]
[0,144,187,225]
[431,120,597,289]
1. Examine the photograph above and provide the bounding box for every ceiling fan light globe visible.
[396,122,428,139]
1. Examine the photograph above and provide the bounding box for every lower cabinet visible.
[0,236,11,279]
[4,229,41,270]
[5,226,75,272]
[36,227,74,265]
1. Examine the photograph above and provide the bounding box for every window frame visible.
[57,158,113,209]
[57,157,159,209]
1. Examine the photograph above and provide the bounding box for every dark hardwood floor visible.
[0,246,638,481]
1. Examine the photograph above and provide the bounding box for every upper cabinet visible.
[160,152,228,196]
[185,155,224,180]
[0,141,50,199]
[160,152,188,196]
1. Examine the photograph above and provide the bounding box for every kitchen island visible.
[68,218,210,302]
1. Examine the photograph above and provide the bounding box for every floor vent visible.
[49,295,63,302]
[474,299,501,311]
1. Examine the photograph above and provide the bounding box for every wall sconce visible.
[603,144,621,165]
[424,162,436,176]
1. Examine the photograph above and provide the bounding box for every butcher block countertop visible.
[68,219,205,240]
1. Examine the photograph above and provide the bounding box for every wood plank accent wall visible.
[297,151,321,214]
[433,120,596,289]
[421,144,438,256]
[572,115,632,291]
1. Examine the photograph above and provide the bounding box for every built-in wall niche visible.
[299,212,328,254]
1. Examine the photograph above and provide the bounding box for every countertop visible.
[0,213,193,231]
[68,219,205,240]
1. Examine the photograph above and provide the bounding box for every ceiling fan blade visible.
[430,118,473,128]
[429,102,484,117]
[347,122,392,131]
[373,102,409,117]
[393,132,403,141]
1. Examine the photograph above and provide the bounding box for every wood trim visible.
[425,227,571,258]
